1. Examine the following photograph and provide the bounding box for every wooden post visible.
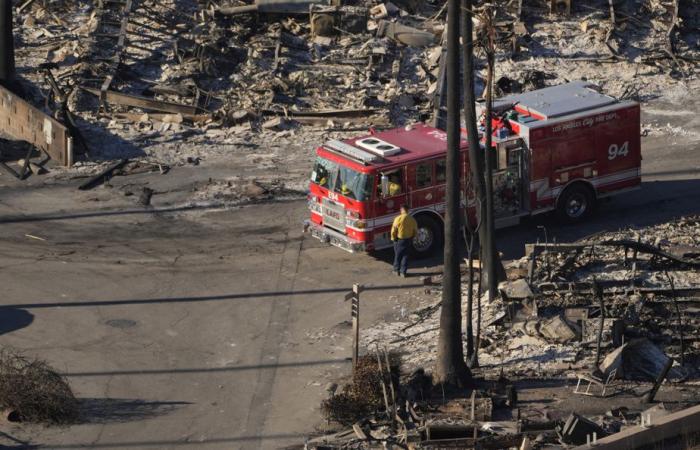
[593,280,605,370]
[470,390,476,420]
[667,274,685,366]
[527,238,538,283]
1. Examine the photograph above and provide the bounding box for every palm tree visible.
[434,0,472,388]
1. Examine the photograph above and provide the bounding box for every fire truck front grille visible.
[321,198,346,233]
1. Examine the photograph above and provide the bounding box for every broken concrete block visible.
[499,279,533,299]
[538,315,576,343]
[376,20,436,47]
[262,117,296,130]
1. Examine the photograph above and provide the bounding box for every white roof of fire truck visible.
[320,81,630,168]
[492,80,617,120]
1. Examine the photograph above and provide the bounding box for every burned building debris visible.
[1,0,696,181]
[300,216,700,449]
[360,216,700,378]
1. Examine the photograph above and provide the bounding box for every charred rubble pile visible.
[14,0,449,166]
[12,0,699,169]
[305,383,700,450]
[307,352,524,449]
[313,216,700,448]
[363,215,700,380]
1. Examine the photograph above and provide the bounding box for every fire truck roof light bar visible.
[355,137,402,157]
[324,139,381,164]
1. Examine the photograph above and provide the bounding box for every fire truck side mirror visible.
[380,174,389,198]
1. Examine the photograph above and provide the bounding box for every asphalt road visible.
[0,97,697,449]
[0,193,429,449]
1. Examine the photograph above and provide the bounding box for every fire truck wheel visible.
[412,215,443,258]
[557,184,595,223]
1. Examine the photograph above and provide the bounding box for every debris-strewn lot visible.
[308,216,700,449]
[364,216,700,378]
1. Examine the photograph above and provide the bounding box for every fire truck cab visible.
[304,81,641,256]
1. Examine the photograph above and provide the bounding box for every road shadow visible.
[63,358,350,378]
[0,307,34,336]
[500,178,700,259]
[37,433,306,448]
[78,398,191,424]
[70,115,147,162]
[2,285,425,310]
[371,247,445,272]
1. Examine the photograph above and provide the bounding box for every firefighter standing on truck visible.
[391,205,417,277]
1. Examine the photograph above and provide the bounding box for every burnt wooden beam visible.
[80,87,202,117]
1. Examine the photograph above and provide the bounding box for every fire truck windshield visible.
[310,157,372,201]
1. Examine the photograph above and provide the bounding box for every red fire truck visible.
[304,81,641,256]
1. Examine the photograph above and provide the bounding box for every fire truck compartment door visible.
[407,161,437,210]
[492,139,528,218]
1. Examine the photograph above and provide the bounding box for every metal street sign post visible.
[344,283,364,374]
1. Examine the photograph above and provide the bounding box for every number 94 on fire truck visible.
[303,81,641,257]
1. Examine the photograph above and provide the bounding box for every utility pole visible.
[434,0,471,388]
[0,0,16,91]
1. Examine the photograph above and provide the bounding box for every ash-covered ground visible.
[11,0,700,204]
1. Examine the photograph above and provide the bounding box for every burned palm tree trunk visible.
[482,9,499,301]
[461,0,483,366]
[434,0,471,388]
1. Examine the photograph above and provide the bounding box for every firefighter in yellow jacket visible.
[391,205,417,277]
